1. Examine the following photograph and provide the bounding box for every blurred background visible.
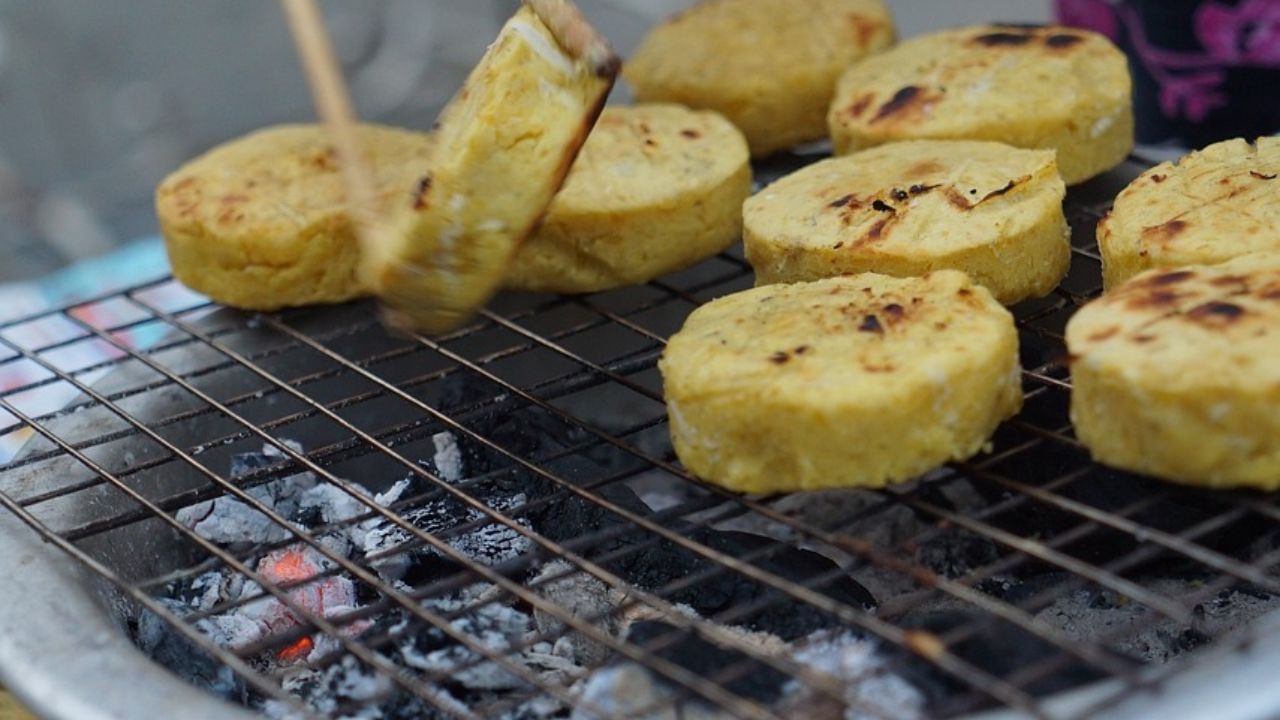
[0,0,1054,283]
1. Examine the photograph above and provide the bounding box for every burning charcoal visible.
[360,493,534,581]
[392,596,532,691]
[782,631,925,720]
[237,545,360,661]
[889,610,1123,715]
[175,441,318,547]
[132,600,246,702]
[265,655,393,718]
[532,560,618,668]
[572,621,785,720]
[529,484,876,640]
[916,529,1000,579]
[431,431,464,482]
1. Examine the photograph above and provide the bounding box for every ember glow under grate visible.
[1,154,1280,720]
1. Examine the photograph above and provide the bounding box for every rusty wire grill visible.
[1,154,1278,720]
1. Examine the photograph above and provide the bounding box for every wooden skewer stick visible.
[279,0,382,242]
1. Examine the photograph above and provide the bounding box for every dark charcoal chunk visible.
[917,529,1001,578]
[626,621,791,704]
[889,610,1127,715]
[528,485,876,640]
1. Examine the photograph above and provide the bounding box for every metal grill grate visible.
[1,154,1278,720]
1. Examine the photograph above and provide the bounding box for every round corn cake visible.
[363,1,618,334]
[155,124,433,310]
[624,0,895,158]
[1097,137,1280,290]
[1066,253,1280,489]
[744,140,1069,305]
[827,24,1132,185]
[660,271,1022,493]
[506,104,751,293]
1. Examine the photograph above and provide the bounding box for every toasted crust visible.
[1097,137,1280,290]
[827,24,1132,184]
[1067,253,1280,489]
[362,2,618,334]
[660,272,1022,493]
[744,140,1069,304]
[625,0,895,157]
[155,124,433,310]
[506,104,752,293]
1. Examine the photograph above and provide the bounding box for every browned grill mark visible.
[847,93,876,118]
[832,241,845,249]
[958,287,974,297]
[883,302,905,319]
[1145,269,1196,286]
[1087,326,1120,341]
[871,199,896,213]
[864,217,895,243]
[859,314,884,333]
[1151,174,1167,183]
[942,187,973,209]
[1141,219,1189,244]
[870,85,930,124]
[1262,285,1280,300]
[1210,274,1248,288]
[829,193,858,209]
[1128,289,1184,309]
[909,183,941,195]
[1187,301,1246,325]
[1251,170,1278,180]
[680,129,701,139]
[412,175,433,210]
[794,345,811,355]
[769,351,791,364]
[1046,33,1083,48]
[977,176,1031,204]
[1132,334,1155,343]
[973,31,1034,46]
[906,160,944,176]
[891,188,909,201]
[644,138,657,147]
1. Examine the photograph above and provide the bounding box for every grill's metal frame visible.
[1,156,1279,720]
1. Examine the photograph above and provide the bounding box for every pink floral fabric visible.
[1056,0,1280,122]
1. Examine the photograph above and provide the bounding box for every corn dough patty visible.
[624,0,895,158]
[744,140,1068,305]
[1097,137,1280,290]
[1066,253,1280,490]
[155,124,433,310]
[363,0,618,334]
[506,104,751,293]
[660,272,1022,493]
[828,24,1132,185]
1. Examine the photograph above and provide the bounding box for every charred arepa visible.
[1067,252,1280,489]
[1097,137,1280,290]
[828,24,1132,185]
[363,0,618,334]
[625,0,895,157]
[744,140,1068,305]
[660,272,1021,493]
[506,104,751,293]
[155,124,433,310]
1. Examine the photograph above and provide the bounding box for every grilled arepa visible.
[661,271,1022,493]
[1067,252,1280,489]
[625,0,895,157]
[362,0,619,333]
[507,104,751,293]
[744,139,1068,304]
[1097,137,1280,289]
[828,24,1132,184]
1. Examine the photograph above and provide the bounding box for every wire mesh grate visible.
[1,154,1278,720]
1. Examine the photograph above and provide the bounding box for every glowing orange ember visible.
[277,636,314,662]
